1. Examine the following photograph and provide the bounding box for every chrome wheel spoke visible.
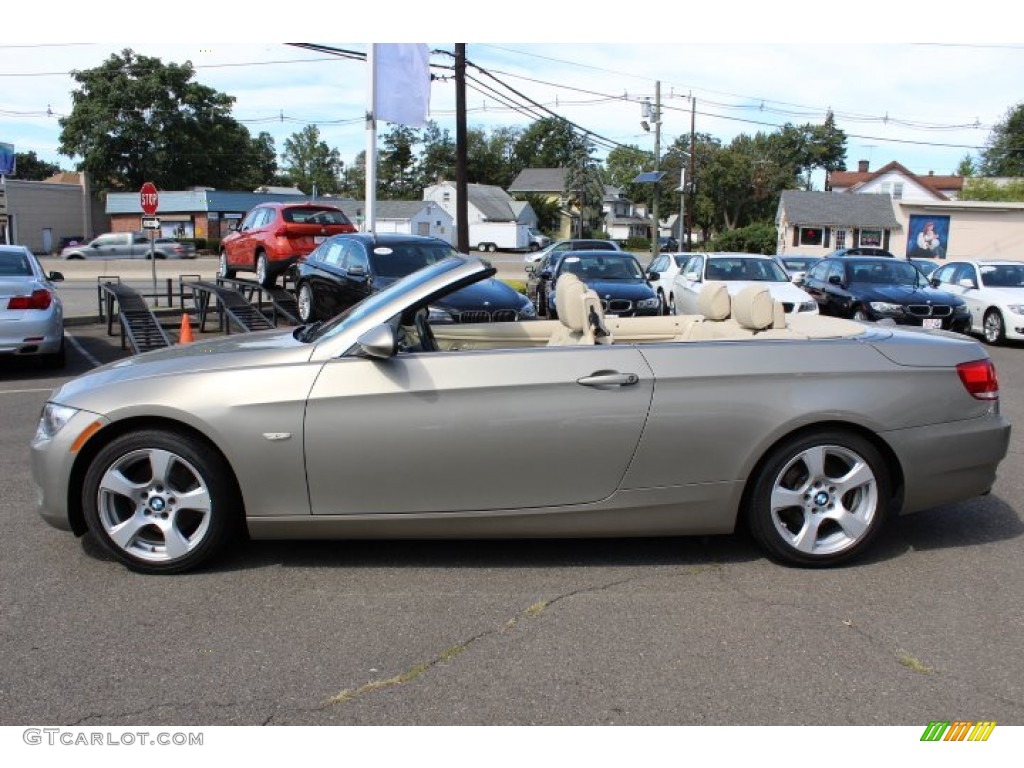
[148,449,176,486]
[834,460,874,495]
[800,446,827,480]
[99,468,144,500]
[176,487,212,513]
[827,507,870,541]
[160,519,194,560]
[771,485,805,510]
[790,515,823,554]
[107,512,149,551]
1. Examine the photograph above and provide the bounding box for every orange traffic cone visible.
[178,313,194,344]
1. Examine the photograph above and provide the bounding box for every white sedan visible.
[645,252,700,315]
[929,259,1024,344]
[670,253,819,318]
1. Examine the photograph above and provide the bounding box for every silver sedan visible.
[30,256,1010,574]
[1,244,65,367]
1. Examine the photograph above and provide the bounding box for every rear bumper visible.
[884,412,1011,514]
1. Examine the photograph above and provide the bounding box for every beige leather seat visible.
[547,273,612,345]
[686,281,742,339]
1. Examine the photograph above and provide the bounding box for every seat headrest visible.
[732,284,775,330]
[697,281,731,320]
[555,273,588,331]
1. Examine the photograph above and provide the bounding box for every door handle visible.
[577,371,639,388]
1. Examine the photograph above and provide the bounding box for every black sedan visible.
[288,233,536,324]
[541,251,661,319]
[802,256,971,332]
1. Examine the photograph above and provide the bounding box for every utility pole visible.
[455,44,469,253]
[651,81,661,263]
[688,97,696,250]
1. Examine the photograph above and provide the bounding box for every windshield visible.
[556,254,643,280]
[299,257,469,342]
[980,264,1024,288]
[369,240,460,278]
[847,260,923,287]
[704,257,788,282]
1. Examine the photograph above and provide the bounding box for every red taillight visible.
[8,288,53,310]
[957,359,999,400]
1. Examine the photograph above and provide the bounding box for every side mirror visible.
[355,325,397,360]
[828,274,843,286]
[647,271,660,281]
[539,270,552,280]
[348,264,367,277]
[684,271,699,281]
[525,265,535,275]
[48,271,65,282]
[958,278,977,289]
[228,223,240,232]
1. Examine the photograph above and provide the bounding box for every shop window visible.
[859,229,883,247]
[800,227,824,246]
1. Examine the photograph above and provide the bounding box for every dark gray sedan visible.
[30,256,1010,574]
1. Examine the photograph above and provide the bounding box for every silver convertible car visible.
[31,256,1010,574]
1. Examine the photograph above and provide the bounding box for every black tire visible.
[218,251,236,279]
[983,309,1005,345]
[477,243,488,252]
[746,430,891,567]
[82,429,241,574]
[536,290,547,318]
[852,306,870,322]
[657,289,667,316]
[42,336,66,369]
[487,243,497,253]
[297,282,316,323]
[529,243,540,252]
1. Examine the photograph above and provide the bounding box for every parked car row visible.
[1,245,65,368]
[61,232,197,260]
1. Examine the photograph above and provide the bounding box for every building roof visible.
[829,161,962,200]
[334,200,450,221]
[508,168,568,193]
[105,189,354,214]
[777,190,902,229]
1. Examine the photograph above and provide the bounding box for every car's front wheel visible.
[746,430,890,567]
[983,309,1005,345]
[297,282,316,323]
[82,430,240,574]
[852,306,870,322]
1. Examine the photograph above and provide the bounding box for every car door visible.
[673,255,704,314]
[938,263,983,332]
[226,207,265,267]
[303,345,655,514]
[130,233,152,259]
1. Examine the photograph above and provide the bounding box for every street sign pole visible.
[140,183,160,305]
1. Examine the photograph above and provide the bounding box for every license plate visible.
[313,236,326,244]
[923,318,941,329]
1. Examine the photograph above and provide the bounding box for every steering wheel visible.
[413,309,438,352]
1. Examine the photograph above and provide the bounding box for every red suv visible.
[219,202,357,287]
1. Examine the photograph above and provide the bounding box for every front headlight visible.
[869,302,905,315]
[799,301,818,313]
[34,403,79,443]
[954,304,970,315]
[519,302,537,319]
[636,298,660,309]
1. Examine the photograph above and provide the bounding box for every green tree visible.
[960,177,1024,202]
[239,132,279,190]
[604,144,654,204]
[281,125,343,196]
[563,139,605,237]
[956,154,977,177]
[377,125,419,199]
[980,103,1024,176]
[58,48,266,191]
[513,117,589,170]
[417,121,456,188]
[11,151,64,180]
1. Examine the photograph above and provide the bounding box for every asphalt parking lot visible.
[1,262,1022,727]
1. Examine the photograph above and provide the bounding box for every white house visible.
[422,180,539,230]
[335,200,454,242]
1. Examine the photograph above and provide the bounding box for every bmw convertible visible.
[31,256,1010,574]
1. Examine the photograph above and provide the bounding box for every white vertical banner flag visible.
[373,44,431,127]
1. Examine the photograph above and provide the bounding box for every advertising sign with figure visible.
[907,214,949,259]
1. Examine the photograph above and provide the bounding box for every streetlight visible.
[640,88,661,262]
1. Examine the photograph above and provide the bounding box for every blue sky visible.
[2,4,1019,186]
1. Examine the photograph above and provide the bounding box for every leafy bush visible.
[624,237,651,252]
[707,222,778,255]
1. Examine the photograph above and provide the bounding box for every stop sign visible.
[140,182,159,215]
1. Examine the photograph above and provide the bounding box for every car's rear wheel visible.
[852,306,870,322]
[746,430,890,567]
[297,282,316,323]
[477,243,488,252]
[82,430,240,574]
[255,252,273,288]
[669,293,678,315]
[657,289,667,315]
[42,336,66,369]
[218,251,236,279]
[983,309,1005,345]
